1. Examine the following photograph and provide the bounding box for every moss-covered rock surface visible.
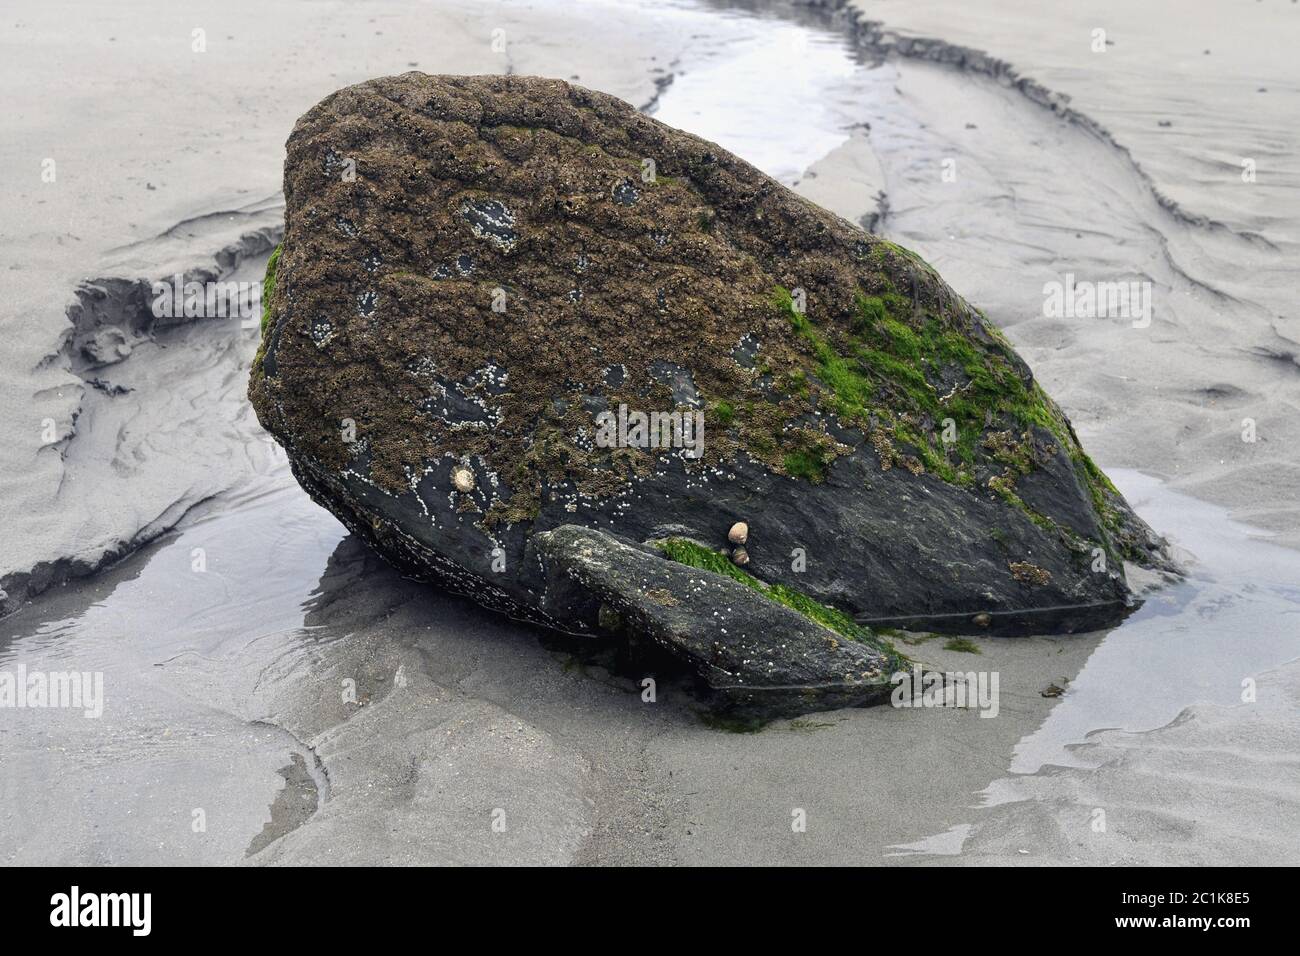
[250,73,1171,718]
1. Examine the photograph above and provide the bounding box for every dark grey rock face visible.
[532,526,896,719]
[250,73,1171,717]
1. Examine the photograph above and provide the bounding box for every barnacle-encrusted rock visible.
[250,73,1170,718]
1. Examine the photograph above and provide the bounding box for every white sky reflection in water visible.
[577,0,864,184]
[1005,470,1300,777]
[651,23,859,183]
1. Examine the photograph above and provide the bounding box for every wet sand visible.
[1,0,1297,865]
[3,465,1295,865]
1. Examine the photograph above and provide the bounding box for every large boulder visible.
[250,73,1169,718]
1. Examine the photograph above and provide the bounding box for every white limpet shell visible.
[452,466,476,493]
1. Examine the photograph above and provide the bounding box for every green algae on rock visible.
[536,526,900,719]
[655,536,904,659]
[260,243,282,337]
[250,73,1171,718]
